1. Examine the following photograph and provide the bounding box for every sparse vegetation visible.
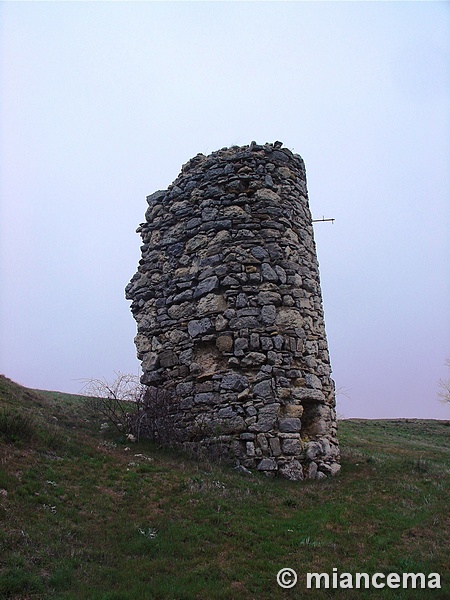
[0,374,449,599]
[0,408,36,443]
[438,358,450,405]
[81,372,146,435]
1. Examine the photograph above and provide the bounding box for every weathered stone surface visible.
[215,409,246,433]
[186,234,208,253]
[269,436,282,456]
[257,291,282,306]
[194,392,216,405]
[284,404,304,418]
[250,404,280,433]
[220,373,248,392]
[308,461,318,479]
[241,352,266,367]
[254,434,267,451]
[281,438,303,454]
[193,276,219,299]
[319,462,341,476]
[261,263,278,282]
[275,265,287,284]
[234,337,248,356]
[253,380,273,398]
[229,316,260,330]
[159,350,178,368]
[215,314,228,331]
[235,293,248,309]
[306,441,323,461]
[187,318,211,338]
[168,302,194,320]
[279,418,302,433]
[197,293,227,316]
[251,246,269,261]
[305,373,323,389]
[255,189,281,202]
[275,308,304,329]
[260,305,277,325]
[279,460,304,480]
[246,441,256,457]
[257,458,278,471]
[126,142,339,481]
[291,388,326,403]
[176,381,193,396]
[216,335,233,352]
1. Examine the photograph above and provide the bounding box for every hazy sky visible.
[1,1,449,419]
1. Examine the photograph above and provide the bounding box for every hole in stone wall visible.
[301,402,327,440]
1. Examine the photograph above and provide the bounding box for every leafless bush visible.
[81,372,147,435]
[81,374,234,468]
[438,358,450,405]
[128,386,182,444]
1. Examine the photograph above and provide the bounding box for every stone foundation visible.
[126,141,340,479]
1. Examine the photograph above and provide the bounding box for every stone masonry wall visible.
[126,142,340,480]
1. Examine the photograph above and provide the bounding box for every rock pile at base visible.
[126,142,340,480]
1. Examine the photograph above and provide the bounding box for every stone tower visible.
[126,142,340,480]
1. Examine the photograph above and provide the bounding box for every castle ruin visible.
[125,142,340,480]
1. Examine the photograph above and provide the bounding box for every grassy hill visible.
[0,374,449,599]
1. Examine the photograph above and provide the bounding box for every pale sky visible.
[1,1,449,419]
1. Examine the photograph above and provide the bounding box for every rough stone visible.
[257,458,278,471]
[253,380,273,398]
[234,337,249,356]
[188,318,211,337]
[261,263,278,282]
[275,308,304,329]
[306,441,323,461]
[279,460,304,480]
[257,291,282,306]
[167,302,194,320]
[197,293,227,316]
[281,438,303,454]
[241,352,266,367]
[250,404,280,433]
[308,461,318,479]
[220,373,248,392]
[305,373,323,389]
[193,276,219,299]
[284,404,304,418]
[159,350,178,368]
[279,418,302,433]
[269,437,282,456]
[215,314,228,331]
[257,433,269,451]
[216,335,233,352]
[260,305,277,325]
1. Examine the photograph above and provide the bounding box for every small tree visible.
[81,372,147,435]
[438,359,450,405]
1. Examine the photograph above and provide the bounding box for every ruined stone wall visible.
[126,142,340,480]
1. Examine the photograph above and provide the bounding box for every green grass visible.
[0,374,449,599]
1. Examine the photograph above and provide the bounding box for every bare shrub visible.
[81,372,146,435]
[81,374,233,466]
[438,358,450,405]
[128,386,182,444]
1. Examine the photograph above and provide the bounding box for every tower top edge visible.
[180,141,304,174]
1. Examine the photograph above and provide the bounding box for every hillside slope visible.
[0,375,449,599]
